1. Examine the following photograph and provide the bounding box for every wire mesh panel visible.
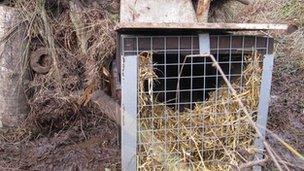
[121,35,273,170]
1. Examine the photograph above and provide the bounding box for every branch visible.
[239,158,268,169]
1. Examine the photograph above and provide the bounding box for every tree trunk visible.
[0,6,29,128]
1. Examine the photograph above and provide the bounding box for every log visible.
[0,6,29,128]
[197,0,211,22]
[91,90,121,125]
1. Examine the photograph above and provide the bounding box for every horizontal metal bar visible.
[123,48,268,53]
[151,75,246,79]
[152,61,257,66]
[138,100,248,107]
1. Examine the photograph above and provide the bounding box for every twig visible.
[208,53,284,171]
[268,143,291,171]
[80,119,87,140]
[266,129,304,160]
[239,158,268,169]
[264,142,285,171]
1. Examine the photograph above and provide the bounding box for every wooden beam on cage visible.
[116,22,288,33]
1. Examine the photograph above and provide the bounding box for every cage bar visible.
[121,54,138,170]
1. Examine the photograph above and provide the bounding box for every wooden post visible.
[0,6,29,128]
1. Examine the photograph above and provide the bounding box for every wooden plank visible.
[117,22,288,32]
[120,0,197,23]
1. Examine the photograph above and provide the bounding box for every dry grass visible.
[233,0,304,169]
[6,0,119,133]
[0,2,121,169]
[236,0,304,70]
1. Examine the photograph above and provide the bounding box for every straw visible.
[138,51,262,170]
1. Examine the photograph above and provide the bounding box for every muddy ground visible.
[0,112,120,170]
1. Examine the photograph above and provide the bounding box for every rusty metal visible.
[30,47,52,74]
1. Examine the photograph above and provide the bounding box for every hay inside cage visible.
[138,51,262,170]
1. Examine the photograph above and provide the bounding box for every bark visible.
[0,6,29,128]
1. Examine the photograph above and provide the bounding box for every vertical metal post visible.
[199,34,210,54]
[253,54,275,171]
[121,55,138,171]
[199,33,210,160]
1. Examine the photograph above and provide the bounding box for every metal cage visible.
[120,34,274,171]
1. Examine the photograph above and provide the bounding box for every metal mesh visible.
[122,35,272,170]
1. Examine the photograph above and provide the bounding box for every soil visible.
[0,112,120,170]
